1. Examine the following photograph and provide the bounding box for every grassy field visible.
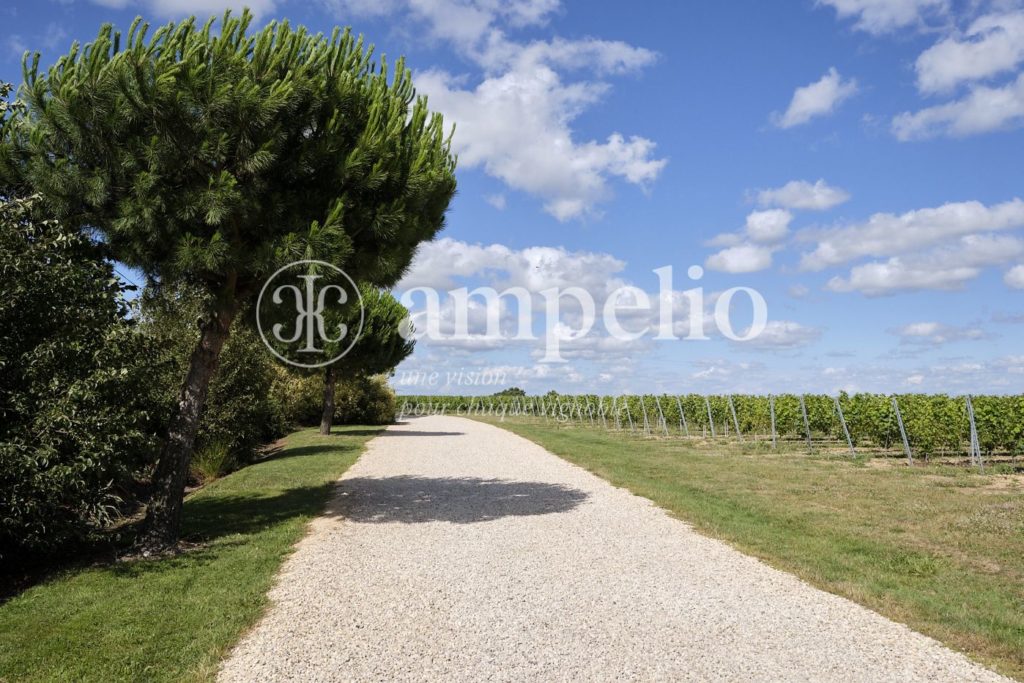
[0,426,379,682]
[481,417,1024,680]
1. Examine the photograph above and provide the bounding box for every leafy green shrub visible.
[280,372,329,427]
[276,372,396,426]
[335,375,397,425]
[0,197,163,558]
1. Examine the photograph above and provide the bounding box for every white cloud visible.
[892,321,986,344]
[741,320,823,349]
[893,72,1024,139]
[398,237,627,294]
[817,0,948,34]
[1006,264,1024,288]
[133,0,278,19]
[800,198,1024,270]
[788,284,810,298]
[744,209,792,243]
[485,193,507,210]
[825,233,1024,295]
[915,11,1024,93]
[417,63,665,220]
[773,68,859,128]
[705,243,775,273]
[325,0,666,220]
[756,179,851,211]
[324,0,560,48]
[706,209,791,251]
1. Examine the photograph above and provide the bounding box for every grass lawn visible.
[0,426,379,682]
[482,418,1024,681]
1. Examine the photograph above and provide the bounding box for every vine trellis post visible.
[704,396,716,438]
[675,395,689,436]
[834,396,855,455]
[799,395,812,452]
[728,395,742,442]
[965,395,983,470]
[654,396,669,436]
[892,397,913,464]
[639,396,652,436]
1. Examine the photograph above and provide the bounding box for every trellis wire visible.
[403,393,1000,468]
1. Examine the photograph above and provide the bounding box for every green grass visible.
[0,426,380,682]
[482,418,1024,680]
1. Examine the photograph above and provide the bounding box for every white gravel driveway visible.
[219,415,1010,682]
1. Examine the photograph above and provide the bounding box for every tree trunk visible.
[140,302,237,550]
[320,365,336,435]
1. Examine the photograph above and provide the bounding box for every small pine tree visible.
[315,285,415,434]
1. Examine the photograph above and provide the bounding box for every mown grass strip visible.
[0,426,380,682]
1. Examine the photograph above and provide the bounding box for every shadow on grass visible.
[184,485,335,539]
[324,476,588,524]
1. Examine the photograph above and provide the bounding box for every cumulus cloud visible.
[419,66,665,220]
[108,0,279,19]
[825,234,1024,295]
[915,11,1024,93]
[744,209,793,243]
[705,209,791,265]
[773,68,858,128]
[323,0,560,47]
[324,0,666,220]
[399,237,627,293]
[817,0,949,34]
[891,321,986,344]
[1006,264,1024,288]
[705,244,776,273]
[893,72,1024,139]
[756,179,850,211]
[800,198,1024,270]
[740,320,823,349]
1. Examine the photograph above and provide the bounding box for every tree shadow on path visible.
[327,476,588,524]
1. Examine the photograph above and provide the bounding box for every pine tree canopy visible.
[328,284,416,377]
[1,10,457,299]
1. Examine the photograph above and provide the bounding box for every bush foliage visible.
[0,198,163,557]
[285,373,397,426]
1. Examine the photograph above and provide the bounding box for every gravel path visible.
[219,415,1009,682]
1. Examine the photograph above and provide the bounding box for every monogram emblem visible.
[257,260,364,368]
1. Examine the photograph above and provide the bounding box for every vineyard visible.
[398,393,1024,467]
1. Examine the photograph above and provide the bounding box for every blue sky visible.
[4,0,1024,395]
